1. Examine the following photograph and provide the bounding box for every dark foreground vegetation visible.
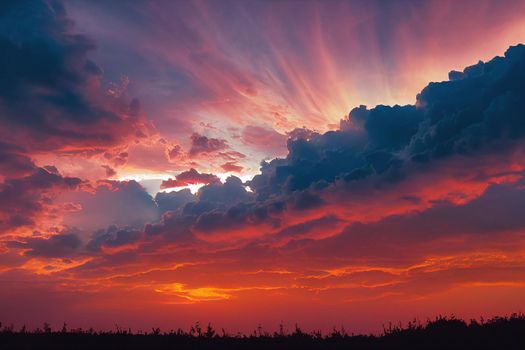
[1,314,524,349]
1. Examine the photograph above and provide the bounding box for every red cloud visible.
[221,162,244,173]
[160,168,221,189]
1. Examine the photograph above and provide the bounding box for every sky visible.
[1,0,525,334]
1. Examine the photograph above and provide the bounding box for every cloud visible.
[0,166,82,235]
[0,142,36,178]
[221,162,243,173]
[8,231,83,258]
[189,133,228,156]
[160,168,221,189]
[87,225,141,251]
[198,176,253,206]
[408,44,525,161]
[167,145,182,160]
[275,215,341,239]
[297,180,525,264]
[101,165,117,178]
[155,188,196,213]
[145,176,256,238]
[0,0,147,153]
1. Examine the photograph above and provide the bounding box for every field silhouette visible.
[1,314,524,349]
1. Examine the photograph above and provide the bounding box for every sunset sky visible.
[1,0,525,334]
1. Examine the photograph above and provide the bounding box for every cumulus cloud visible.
[198,176,253,206]
[87,225,141,251]
[408,45,525,161]
[155,188,196,213]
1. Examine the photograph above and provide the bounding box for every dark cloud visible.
[288,190,324,211]
[155,188,196,213]
[189,132,228,156]
[8,231,82,258]
[101,165,117,177]
[144,210,196,242]
[248,128,368,198]
[198,176,253,206]
[249,44,525,199]
[87,225,141,251]
[0,143,36,177]
[193,203,252,233]
[369,181,525,239]
[8,224,143,257]
[0,0,146,151]
[408,45,525,161]
[160,168,221,189]
[146,177,257,236]
[112,152,129,167]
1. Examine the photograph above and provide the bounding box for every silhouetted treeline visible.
[1,314,524,349]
